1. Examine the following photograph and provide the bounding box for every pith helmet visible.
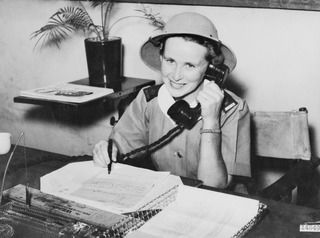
[140,12,237,72]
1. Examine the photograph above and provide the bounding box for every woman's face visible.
[160,37,209,99]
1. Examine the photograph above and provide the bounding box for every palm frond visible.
[31,6,96,49]
[135,5,165,30]
[55,6,94,30]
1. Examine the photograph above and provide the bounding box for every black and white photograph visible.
[1,1,320,237]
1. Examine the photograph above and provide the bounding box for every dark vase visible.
[84,37,122,91]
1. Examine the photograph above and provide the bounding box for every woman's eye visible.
[165,58,174,64]
[185,63,195,68]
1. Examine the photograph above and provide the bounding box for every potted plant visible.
[32,1,164,89]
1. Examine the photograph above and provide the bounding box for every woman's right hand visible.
[93,140,118,167]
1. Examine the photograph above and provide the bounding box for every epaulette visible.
[143,84,162,102]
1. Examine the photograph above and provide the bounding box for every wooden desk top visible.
[1,146,319,237]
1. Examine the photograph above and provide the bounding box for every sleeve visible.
[109,89,149,155]
[234,102,251,177]
[221,97,251,177]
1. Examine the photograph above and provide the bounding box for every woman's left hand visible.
[196,81,224,125]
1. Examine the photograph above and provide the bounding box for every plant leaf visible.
[31,6,96,49]
[136,5,165,30]
[56,6,93,30]
[88,0,114,8]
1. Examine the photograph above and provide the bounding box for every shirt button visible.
[174,151,183,159]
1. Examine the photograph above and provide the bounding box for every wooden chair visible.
[234,108,320,206]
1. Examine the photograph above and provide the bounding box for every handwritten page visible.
[126,185,260,238]
[40,161,182,214]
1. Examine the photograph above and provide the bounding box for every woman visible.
[93,12,251,188]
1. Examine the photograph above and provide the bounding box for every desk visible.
[1,146,319,237]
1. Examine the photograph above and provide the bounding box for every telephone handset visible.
[167,64,238,130]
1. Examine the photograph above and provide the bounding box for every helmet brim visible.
[140,33,237,72]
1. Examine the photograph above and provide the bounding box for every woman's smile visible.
[169,80,186,89]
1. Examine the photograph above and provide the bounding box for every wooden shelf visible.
[14,77,155,110]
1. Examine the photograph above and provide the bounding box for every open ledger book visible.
[40,161,267,238]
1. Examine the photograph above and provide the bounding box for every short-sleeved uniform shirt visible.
[110,84,251,179]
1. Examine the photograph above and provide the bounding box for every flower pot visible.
[84,37,122,91]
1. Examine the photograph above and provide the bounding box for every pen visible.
[107,139,113,174]
[25,183,31,206]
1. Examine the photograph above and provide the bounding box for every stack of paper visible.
[40,161,183,214]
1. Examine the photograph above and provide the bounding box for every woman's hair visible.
[159,35,225,66]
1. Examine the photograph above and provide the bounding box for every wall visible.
[1,0,320,159]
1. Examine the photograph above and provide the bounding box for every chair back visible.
[251,108,311,160]
[240,108,319,205]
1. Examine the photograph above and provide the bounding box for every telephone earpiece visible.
[204,64,238,112]
[204,64,229,88]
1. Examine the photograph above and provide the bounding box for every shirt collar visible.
[158,84,176,125]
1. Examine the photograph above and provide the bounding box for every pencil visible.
[108,162,112,174]
[107,139,113,174]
